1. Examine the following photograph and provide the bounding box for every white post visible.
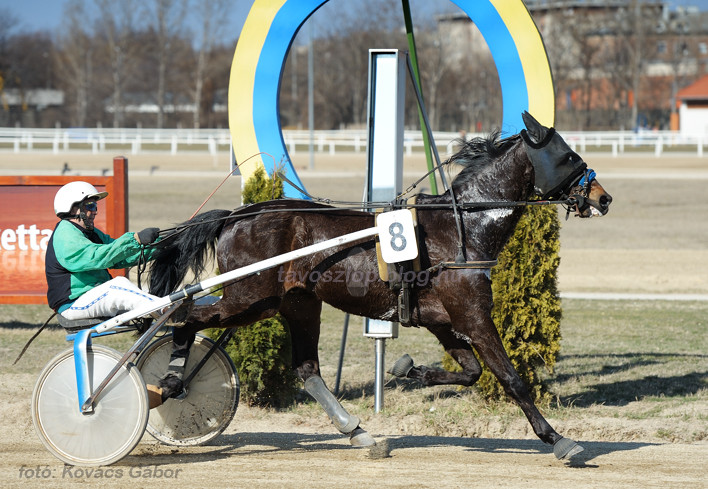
[363,49,406,413]
[374,338,386,413]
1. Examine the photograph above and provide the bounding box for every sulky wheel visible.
[136,334,239,446]
[32,345,149,466]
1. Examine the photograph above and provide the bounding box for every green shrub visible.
[443,205,562,402]
[206,165,298,407]
[210,315,298,407]
[242,166,284,204]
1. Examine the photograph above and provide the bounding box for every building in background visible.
[435,0,708,130]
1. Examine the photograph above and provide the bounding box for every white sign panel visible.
[366,50,405,202]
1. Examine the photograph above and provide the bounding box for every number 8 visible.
[389,222,407,252]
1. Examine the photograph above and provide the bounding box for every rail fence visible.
[0,127,706,157]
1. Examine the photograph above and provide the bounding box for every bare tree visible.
[0,8,18,83]
[94,0,145,128]
[191,0,229,129]
[288,0,406,129]
[611,0,662,129]
[414,28,450,130]
[56,0,94,127]
[149,0,187,128]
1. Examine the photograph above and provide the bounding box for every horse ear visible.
[521,111,548,143]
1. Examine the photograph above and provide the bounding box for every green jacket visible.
[45,219,158,311]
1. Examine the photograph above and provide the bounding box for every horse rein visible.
[136,158,592,286]
[149,193,584,242]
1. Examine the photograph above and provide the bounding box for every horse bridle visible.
[563,168,600,218]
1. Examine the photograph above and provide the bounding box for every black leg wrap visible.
[388,354,415,378]
[159,336,192,401]
[167,348,189,375]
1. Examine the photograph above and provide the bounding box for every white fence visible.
[0,127,706,157]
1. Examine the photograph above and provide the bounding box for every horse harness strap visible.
[426,260,498,272]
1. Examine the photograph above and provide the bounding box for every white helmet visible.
[54,181,108,217]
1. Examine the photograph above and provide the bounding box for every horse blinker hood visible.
[519,111,587,200]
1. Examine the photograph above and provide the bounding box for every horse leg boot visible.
[304,376,376,447]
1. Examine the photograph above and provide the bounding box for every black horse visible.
[148,112,612,458]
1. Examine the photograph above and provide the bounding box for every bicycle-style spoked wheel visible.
[32,345,149,466]
[137,334,239,446]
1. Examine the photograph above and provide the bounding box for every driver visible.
[45,181,162,320]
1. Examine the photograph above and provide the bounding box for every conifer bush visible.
[206,166,298,407]
[443,205,562,402]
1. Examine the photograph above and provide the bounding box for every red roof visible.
[677,75,708,100]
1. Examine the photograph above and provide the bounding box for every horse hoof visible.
[349,427,376,447]
[388,354,414,378]
[553,437,584,460]
[158,373,184,401]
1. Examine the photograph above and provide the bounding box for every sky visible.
[0,0,253,39]
[3,0,708,40]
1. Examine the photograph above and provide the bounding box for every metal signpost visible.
[363,49,406,413]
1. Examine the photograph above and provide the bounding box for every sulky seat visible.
[56,315,111,333]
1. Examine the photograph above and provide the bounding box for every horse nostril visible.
[600,195,612,207]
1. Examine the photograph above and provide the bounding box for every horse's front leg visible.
[455,306,584,460]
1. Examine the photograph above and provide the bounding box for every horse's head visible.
[520,111,612,218]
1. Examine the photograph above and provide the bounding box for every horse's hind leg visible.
[156,324,197,401]
[389,323,483,387]
[279,288,375,447]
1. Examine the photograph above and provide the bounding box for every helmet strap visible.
[79,209,94,231]
[77,201,96,231]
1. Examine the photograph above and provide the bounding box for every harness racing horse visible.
[148,112,612,458]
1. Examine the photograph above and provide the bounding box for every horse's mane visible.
[449,131,520,186]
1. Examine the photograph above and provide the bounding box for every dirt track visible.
[2,400,706,489]
[1,150,707,488]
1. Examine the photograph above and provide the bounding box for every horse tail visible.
[148,208,232,296]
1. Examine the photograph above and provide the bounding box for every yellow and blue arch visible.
[228,0,555,198]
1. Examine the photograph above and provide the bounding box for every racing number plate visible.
[376,209,418,264]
